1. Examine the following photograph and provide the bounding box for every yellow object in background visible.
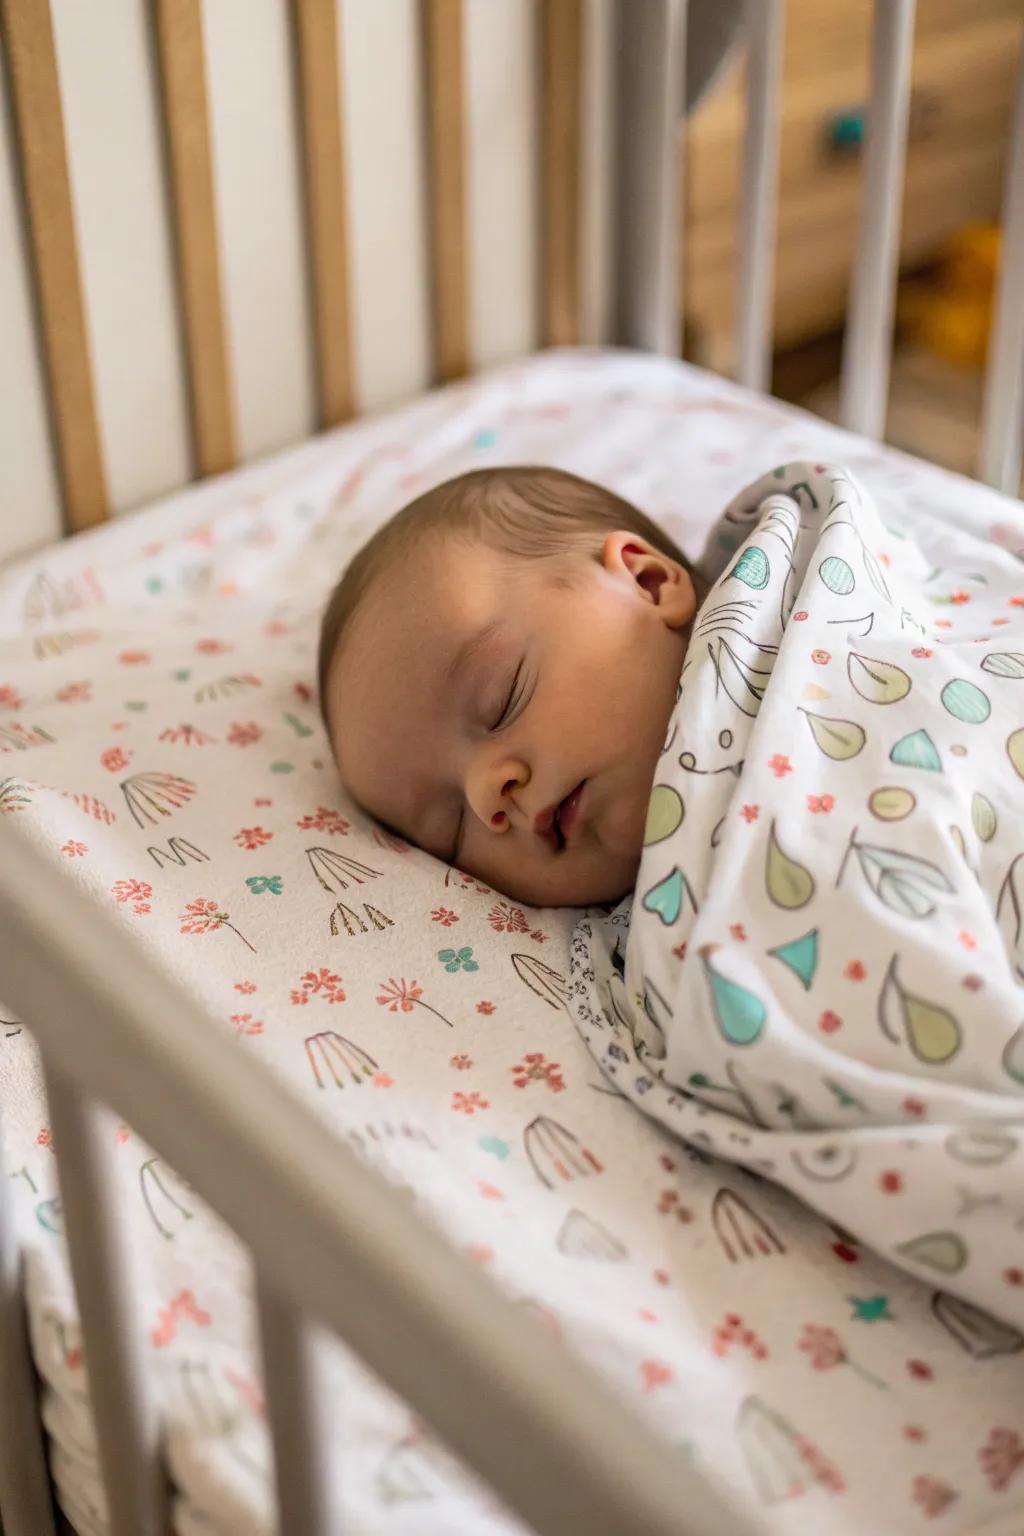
[900,225,1000,371]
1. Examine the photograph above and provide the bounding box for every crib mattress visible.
[1,348,1023,1536]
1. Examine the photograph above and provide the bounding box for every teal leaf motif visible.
[437,946,479,973]
[245,875,283,895]
[700,949,766,1046]
[889,729,941,772]
[641,866,696,926]
[728,546,770,590]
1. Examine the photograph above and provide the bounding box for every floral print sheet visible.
[0,349,1023,1536]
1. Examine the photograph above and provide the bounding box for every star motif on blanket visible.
[849,1295,893,1323]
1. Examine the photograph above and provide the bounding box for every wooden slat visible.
[292,0,354,427]
[542,0,582,346]
[1,0,109,532]
[422,0,468,382]
[153,0,236,475]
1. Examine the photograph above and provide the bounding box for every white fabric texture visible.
[571,459,1024,1331]
[1,351,1023,1535]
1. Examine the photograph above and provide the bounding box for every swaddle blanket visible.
[571,461,1024,1327]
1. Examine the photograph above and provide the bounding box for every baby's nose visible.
[466,757,530,832]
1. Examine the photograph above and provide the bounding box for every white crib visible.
[1,3,1023,1534]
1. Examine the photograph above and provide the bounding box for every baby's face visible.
[325,531,694,906]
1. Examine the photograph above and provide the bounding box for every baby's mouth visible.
[537,781,587,853]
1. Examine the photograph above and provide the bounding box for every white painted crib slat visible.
[735,0,783,394]
[838,0,916,440]
[257,1277,335,1535]
[978,36,1024,494]
[0,1101,56,1536]
[614,0,688,355]
[41,1068,167,1536]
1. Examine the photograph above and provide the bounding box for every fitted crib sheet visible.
[1,348,1024,1536]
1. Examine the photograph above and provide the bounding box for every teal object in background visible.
[829,109,865,154]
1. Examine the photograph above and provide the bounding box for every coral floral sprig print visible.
[290,968,346,1005]
[235,826,273,850]
[979,1427,1024,1492]
[179,897,256,953]
[451,1090,489,1116]
[296,804,350,835]
[151,1288,211,1348]
[112,877,153,915]
[799,1323,886,1389]
[913,1475,958,1519]
[376,977,454,1028]
[511,1052,565,1093]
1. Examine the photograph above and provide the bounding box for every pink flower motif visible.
[235,826,273,850]
[740,804,759,823]
[819,1010,842,1034]
[913,1475,958,1518]
[511,1052,565,1093]
[296,804,350,835]
[61,840,87,857]
[962,974,984,992]
[234,980,257,994]
[801,1325,844,1370]
[729,923,747,941]
[935,619,953,629]
[529,929,548,944]
[912,647,933,659]
[195,637,231,654]
[844,959,866,981]
[294,968,346,1004]
[807,793,835,814]
[640,1360,673,1392]
[489,902,529,934]
[902,1096,926,1117]
[958,930,977,951]
[880,1170,904,1194]
[431,906,459,926]
[118,650,150,666]
[179,897,255,952]
[231,1013,264,1037]
[476,1001,496,1015]
[450,1053,473,1070]
[907,1358,934,1380]
[227,721,263,747]
[452,1090,489,1116]
[158,723,214,746]
[56,681,92,703]
[112,877,153,915]
[811,649,830,665]
[36,1127,52,1150]
[375,976,453,1026]
[950,591,971,605]
[101,746,132,773]
[792,610,809,622]
[0,686,24,711]
[768,753,792,778]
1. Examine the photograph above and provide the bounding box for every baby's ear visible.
[602,532,697,629]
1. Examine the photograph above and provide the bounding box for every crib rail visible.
[0,812,751,1536]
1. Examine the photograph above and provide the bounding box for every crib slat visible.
[543,0,583,346]
[42,1068,166,1536]
[0,1101,56,1536]
[614,0,688,355]
[257,1276,333,1535]
[292,0,355,428]
[0,0,109,532]
[838,0,916,440]
[735,0,784,393]
[978,36,1024,494]
[153,0,237,476]
[423,0,469,382]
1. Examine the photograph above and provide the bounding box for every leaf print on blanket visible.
[981,651,1024,679]
[995,854,1024,983]
[765,822,815,909]
[767,929,819,989]
[643,784,684,845]
[641,865,698,926]
[120,770,197,827]
[889,729,942,772]
[728,546,770,589]
[708,636,774,717]
[941,679,990,724]
[1007,728,1024,782]
[971,792,998,842]
[840,833,954,919]
[800,710,866,761]
[819,555,855,595]
[700,946,766,1045]
[847,653,911,705]
[878,955,961,1064]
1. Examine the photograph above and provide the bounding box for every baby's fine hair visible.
[317,464,691,705]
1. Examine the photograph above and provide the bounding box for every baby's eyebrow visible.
[445,619,503,685]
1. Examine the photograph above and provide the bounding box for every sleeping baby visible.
[321,462,1024,1328]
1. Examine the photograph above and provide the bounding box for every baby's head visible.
[319,467,697,907]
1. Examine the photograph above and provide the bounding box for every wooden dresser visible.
[684,0,1024,372]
